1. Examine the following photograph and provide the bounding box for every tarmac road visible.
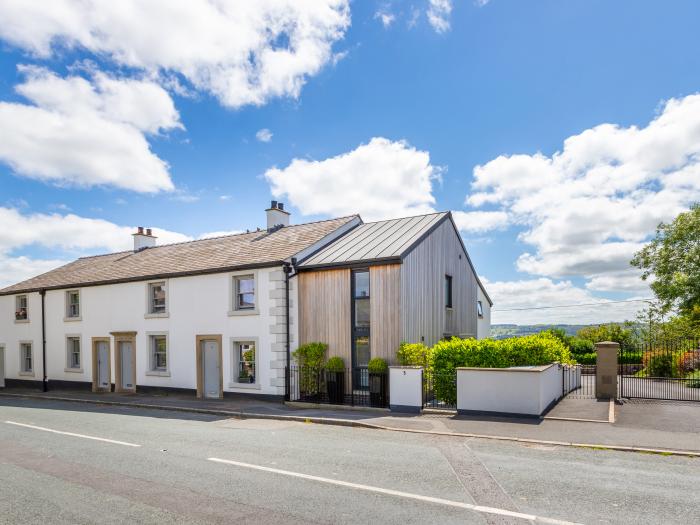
[0,397,697,524]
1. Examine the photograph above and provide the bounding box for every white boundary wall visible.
[389,367,423,413]
[457,363,563,417]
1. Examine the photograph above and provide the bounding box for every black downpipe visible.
[40,289,47,392]
[283,261,295,400]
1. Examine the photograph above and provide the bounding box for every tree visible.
[576,323,637,351]
[631,204,700,319]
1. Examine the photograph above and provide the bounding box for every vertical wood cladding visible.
[369,264,401,363]
[400,219,478,346]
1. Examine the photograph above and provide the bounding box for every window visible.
[351,270,371,371]
[234,275,255,310]
[150,335,168,372]
[15,295,28,321]
[66,290,80,319]
[20,342,32,374]
[148,282,167,314]
[66,336,81,370]
[235,341,256,384]
[477,300,484,318]
[445,275,453,308]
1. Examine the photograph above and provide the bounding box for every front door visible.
[96,341,110,391]
[119,341,135,391]
[0,346,5,388]
[202,340,221,399]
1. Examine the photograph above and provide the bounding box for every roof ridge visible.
[76,214,361,260]
[362,210,447,225]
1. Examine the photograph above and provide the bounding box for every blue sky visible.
[1,0,700,324]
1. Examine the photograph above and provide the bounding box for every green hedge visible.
[396,342,431,367]
[429,333,573,405]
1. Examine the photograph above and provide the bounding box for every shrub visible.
[325,356,345,373]
[574,352,597,365]
[619,351,643,365]
[643,351,676,378]
[676,351,700,376]
[568,337,595,356]
[292,342,328,369]
[429,333,573,405]
[397,342,431,368]
[687,370,700,388]
[367,357,388,374]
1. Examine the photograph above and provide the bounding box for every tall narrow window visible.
[477,300,484,318]
[149,282,166,314]
[445,275,453,308]
[20,342,32,373]
[66,337,81,369]
[234,275,255,310]
[235,342,256,384]
[351,270,371,372]
[66,290,80,319]
[150,335,168,371]
[15,295,28,321]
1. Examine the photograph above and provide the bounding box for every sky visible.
[1,0,700,325]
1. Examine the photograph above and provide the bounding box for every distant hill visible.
[490,324,593,339]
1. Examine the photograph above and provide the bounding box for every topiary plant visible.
[292,342,328,369]
[325,356,345,373]
[367,357,388,374]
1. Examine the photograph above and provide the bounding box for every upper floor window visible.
[15,295,28,321]
[445,275,453,309]
[477,300,484,318]
[66,290,80,319]
[148,282,167,314]
[353,270,370,329]
[234,275,255,310]
[20,342,32,374]
[66,336,81,370]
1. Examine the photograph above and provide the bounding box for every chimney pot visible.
[146,228,152,236]
[138,226,144,234]
[278,202,284,211]
[271,200,278,209]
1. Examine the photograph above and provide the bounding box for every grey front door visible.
[97,341,110,391]
[120,341,134,390]
[202,340,220,399]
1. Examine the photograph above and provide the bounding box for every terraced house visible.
[0,203,491,399]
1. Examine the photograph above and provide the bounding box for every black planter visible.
[326,371,345,405]
[369,372,387,407]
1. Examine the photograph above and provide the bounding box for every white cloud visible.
[0,206,192,287]
[452,210,509,233]
[468,94,700,294]
[484,277,648,325]
[427,0,453,33]
[256,128,273,143]
[0,66,180,192]
[474,0,491,6]
[265,137,440,221]
[374,9,396,28]
[0,0,351,109]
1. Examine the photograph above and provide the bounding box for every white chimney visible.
[266,201,290,231]
[132,226,157,251]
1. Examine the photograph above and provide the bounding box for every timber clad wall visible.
[400,219,478,346]
[369,264,401,363]
[298,269,351,363]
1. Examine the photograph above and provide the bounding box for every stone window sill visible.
[18,371,34,377]
[64,368,84,373]
[64,317,82,322]
[145,312,169,319]
[228,309,259,317]
[228,382,261,390]
[145,370,171,377]
[14,319,30,324]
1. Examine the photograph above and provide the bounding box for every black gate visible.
[423,370,457,411]
[619,337,700,401]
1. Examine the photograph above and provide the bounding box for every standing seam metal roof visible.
[299,212,448,267]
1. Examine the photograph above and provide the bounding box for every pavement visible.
[1,396,699,524]
[1,387,699,456]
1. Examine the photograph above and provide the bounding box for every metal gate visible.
[423,370,457,411]
[619,337,700,402]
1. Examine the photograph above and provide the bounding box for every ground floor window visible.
[149,335,168,372]
[233,341,256,384]
[66,336,81,370]
[20,342,32,374]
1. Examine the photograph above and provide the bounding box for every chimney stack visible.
[132,226,157,251]
[266,201,290,231]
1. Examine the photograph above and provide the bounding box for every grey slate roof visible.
[299,212,448,268]
[0,215,358,295]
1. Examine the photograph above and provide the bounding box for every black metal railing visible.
[619,337,700,402]
[423,370,457,410]
[562,364,596,399]
[286,366,389,408]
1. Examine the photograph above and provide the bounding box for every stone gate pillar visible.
[595,341,619,399]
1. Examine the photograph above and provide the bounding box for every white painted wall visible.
[0,266,298,396]
[388,367,423,411]
[456,364,562,416]
[476,285,491,340]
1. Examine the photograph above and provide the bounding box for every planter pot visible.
[369,372,387,407]
[326,371,345,405]
[238,376,254,384]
